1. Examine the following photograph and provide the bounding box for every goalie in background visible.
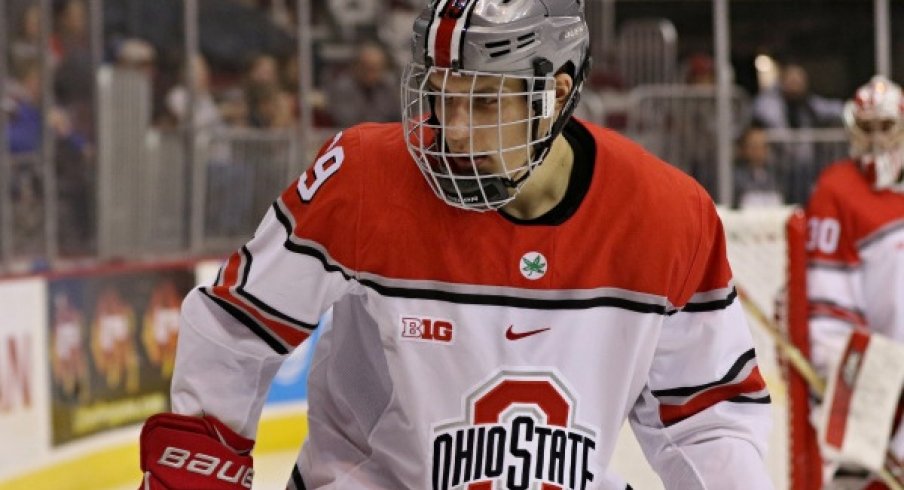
[804,74,904,489]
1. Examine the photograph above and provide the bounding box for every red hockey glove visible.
[139,412,255,490]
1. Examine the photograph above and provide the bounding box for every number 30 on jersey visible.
[298,132,345,201]
[806,217,841,254]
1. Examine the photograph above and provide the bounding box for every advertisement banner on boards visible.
[47,266,195,445]
[0,278,48,479]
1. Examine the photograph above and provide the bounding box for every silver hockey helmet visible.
[402,0,590,211]
[843,75,904,191]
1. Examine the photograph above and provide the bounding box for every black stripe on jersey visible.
[359,277,672,313]
[651,348,756,397]
[271,201,673,314]
[199,288,290,354]
[235,246,317,332]
[681,288,737,313]
[808,259,860,271]
[728,394,772,404]
[214,264,224,287]
[289,464,307,490]
[273,201,356,282]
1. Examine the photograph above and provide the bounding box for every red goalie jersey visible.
[169,119,773,489]
[806,160,904,375]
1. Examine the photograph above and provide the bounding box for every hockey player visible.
[805,75,904,488]
[137,1,774,488]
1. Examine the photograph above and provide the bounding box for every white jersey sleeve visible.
[170,130,362,438]
[628,202,774,489]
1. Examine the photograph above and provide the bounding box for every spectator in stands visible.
[279,53,299,94]
[279,53,331,126]
[115,38,157,78]
[753,63,843,130]
[732,123,784,209]
[10,5,42,69]
[165,55,223,131]
[752,62,844,204]
[10,162,44,255]
[678,52,718,198]
[378,0,420,69]
[6,58,87,155]
[246,82,295,129]
[246,53,281,90]
[50,0,89,60]
[52,0,95,144]
[6,60,43,155]
[241,53,297,128]
[219,88,250,128]
[683,52,715,86]
[325,41,400,127]
[5,57,93,257]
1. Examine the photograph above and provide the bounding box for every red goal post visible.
[782,209,824,490]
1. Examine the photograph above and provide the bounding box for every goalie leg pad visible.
[820,330,904,473]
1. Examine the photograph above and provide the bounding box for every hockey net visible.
[720,206,819,490]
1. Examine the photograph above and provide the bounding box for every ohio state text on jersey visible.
[172,119,773,489]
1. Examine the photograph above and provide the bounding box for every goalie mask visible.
[843,75,904,191]
[402,0,590,211]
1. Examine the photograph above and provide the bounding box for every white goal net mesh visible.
[720,205,797,490]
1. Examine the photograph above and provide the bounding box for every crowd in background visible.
[3,0,409,147]
[0,0,874,270]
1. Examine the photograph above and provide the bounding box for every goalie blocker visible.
[139,413,255,490]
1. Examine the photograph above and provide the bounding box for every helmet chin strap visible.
[432,144,530,208]
[435,173,512,207]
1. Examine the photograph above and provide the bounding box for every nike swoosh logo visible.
[505,325,551,341]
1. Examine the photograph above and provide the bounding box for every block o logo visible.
[431,372,597,490]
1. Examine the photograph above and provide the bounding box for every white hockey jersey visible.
[171,119,773,489]
[805,160,904,376]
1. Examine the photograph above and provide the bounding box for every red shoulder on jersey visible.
[275,124,394,271]
[806,159,904,265]
[274,120,729,309]
[582,124,731,307]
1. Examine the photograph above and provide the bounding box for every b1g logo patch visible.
[431,372,597,490]
[401,316,454,343]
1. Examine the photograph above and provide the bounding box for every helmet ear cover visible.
[529,54,592,172]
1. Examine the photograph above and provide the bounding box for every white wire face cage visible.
[401,63,558,211]
[843,75,904,190]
